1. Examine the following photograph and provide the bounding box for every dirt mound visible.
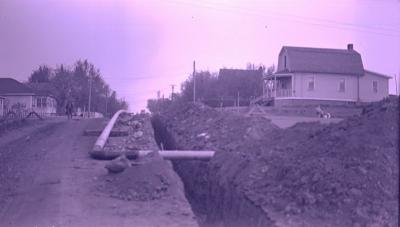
[98,152,173,202]
[157,97,399,226]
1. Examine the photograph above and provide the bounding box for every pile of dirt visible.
[156,97,399,226]
[98,114,183,203]
[98,153,171,201]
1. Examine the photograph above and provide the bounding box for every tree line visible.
[27,60,128,116]
[148,64,274,111]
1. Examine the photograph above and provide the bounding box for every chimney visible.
[347,43,354,51]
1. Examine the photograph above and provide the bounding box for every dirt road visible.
[0,118,196,227]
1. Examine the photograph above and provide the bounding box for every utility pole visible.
[88,75,92,118]
[193,60,196,102]
[237,91,240,113]
[170,84,175,100]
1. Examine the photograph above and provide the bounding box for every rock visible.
[349,188,362,196]
[133,131,143,138]
[358,166,368,175]
[126,145,140,151]
[132,120,142,129]
[105,155,131,174]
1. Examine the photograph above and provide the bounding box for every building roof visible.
[277,46,364,76]
[364,69,391,79]
[0,78,35,95]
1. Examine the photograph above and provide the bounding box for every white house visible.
[0,78,57,116]
[265,44,390,106]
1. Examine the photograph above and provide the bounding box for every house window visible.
[42,97,47,107]
[307,76,315,91]
[36,97,41,107]
[37,97,47,108]
[32,97,36,107]
[339,79,345,92]
[373,81,378,93]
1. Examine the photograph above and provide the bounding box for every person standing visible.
[66,101,74,119]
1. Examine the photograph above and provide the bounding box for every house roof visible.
[364,69,391,79]
[277,46,364,75]
[0,78,35,95]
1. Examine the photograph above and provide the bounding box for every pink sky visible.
[0,0,399,111]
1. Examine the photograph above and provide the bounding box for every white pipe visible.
[138,150,215,160]
[92,109,128,152]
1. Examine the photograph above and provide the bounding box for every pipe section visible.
[138,150,215,160]
[92,109,128,152]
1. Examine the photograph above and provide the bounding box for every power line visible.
[165,0,400,38]
[198,0,400,33]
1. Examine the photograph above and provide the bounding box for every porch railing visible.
[276,89,292,97]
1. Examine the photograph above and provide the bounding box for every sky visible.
[0,0,399,112]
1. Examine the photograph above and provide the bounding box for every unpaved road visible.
[0,118,196,227]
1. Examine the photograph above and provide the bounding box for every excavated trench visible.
[151,114,273,227]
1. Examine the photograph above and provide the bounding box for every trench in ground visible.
[150,114,272,227]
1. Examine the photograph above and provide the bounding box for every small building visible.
[0,78,57,116]
[266,44,390,106]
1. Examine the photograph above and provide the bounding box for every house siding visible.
[1,95,57,116]
[359,72,389,102]
[294,73,358,101]
[2,95,34,110]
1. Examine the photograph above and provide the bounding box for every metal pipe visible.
[138,150,215,160]
[92,109,128,152]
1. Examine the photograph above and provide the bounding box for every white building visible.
[266,44,390,106]
[0,78,57,116]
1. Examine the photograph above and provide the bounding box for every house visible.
[0,78,57,116]
[266,44,390,106]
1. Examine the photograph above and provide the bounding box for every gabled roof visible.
[0,78,35,95]
[277,46,364,75]
[364,69,391,79]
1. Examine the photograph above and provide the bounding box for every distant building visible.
[265,44,390,106]
[0,78,57,116]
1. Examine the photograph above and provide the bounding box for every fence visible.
[2,107,57,119]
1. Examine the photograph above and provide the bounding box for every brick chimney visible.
[347,43,354,51]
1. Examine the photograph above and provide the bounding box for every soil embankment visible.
[153,97,399,227]
[100,113,198,227]
[0,115,197,227]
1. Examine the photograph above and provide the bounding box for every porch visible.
[264,74,294,98]
[251,74,293,106]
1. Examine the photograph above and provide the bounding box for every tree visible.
[29,65,53,83]
[26,59,128,116]
[180,71,219,103]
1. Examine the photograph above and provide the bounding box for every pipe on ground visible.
[92,109,128,152]
[139,150,215,160]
